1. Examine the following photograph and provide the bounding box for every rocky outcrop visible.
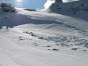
[55,0,63,3]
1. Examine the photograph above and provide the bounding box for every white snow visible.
[44,0,55,9]
[0,6,88,66]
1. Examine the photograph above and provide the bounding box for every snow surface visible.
[0,8,88,66]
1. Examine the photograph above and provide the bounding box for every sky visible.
[0,0,47,9]
[0,0,79,9]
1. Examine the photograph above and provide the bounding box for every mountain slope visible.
[49,0,88,15]
[0,8,88,66]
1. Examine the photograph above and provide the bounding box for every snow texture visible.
[0,0,88,65]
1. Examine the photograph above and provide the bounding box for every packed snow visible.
[0,1,88,66]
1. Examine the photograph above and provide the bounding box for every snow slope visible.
[48,0,88,16]
[0,8,88,66]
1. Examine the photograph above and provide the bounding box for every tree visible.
[0,3,16,12]
[1,3,8,8]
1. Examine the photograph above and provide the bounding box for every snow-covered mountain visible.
[48,0,88,14]
[0,1,88,66]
